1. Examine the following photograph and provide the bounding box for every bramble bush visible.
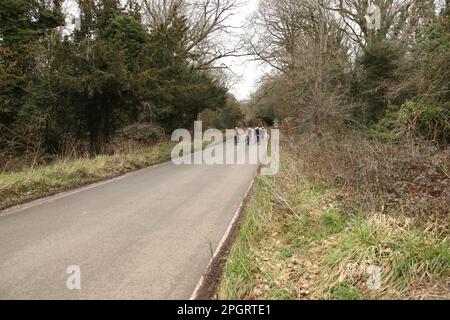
[369,101,450,145]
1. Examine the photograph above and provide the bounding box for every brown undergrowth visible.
[218,133,449,300]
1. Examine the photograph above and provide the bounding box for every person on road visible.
[246,127,252,145]
[234,127,239,145]
[255,126,260,144]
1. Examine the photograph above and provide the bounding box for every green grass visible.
[217,145,450,300]
[321,216,449,297]
[0,141,176,210]
[330,283,364,300]
[320,210,347,235]
[217,181,269,299]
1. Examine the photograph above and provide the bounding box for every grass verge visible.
[217,135,449,300]
[0,141,177,210]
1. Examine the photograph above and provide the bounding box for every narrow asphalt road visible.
[0,140,262,299]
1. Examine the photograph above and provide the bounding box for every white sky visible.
[223,0,266,101]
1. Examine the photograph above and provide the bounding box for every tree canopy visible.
[0,0,240,159]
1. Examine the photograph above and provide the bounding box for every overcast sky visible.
[223,0,270,101]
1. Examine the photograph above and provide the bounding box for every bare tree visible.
[246,0,349,71]
[245,0,354,133]
[325,0,446,49]
[139,0,247,70]
[247,0,447,69]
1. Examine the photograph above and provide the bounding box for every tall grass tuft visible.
[218,133,449,300]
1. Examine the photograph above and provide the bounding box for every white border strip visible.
[189,170,259,300]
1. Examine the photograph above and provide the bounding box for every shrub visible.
[288,133,450,224]
[121,123,165,145]
[369,101,450,144]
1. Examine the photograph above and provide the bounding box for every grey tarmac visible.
[0,142,262,299]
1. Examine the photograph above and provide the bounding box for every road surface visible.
[0,140,263,299]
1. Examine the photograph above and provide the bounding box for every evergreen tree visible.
[0,0,63,154]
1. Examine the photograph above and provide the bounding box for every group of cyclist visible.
[234,126,266,145]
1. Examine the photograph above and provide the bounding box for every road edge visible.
[0,160,173,217]
[0,141,218,217]
[190,168,260,300]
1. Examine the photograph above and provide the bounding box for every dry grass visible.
[218,133,449,300]
[288,132,450,226]
[0,141,176,210]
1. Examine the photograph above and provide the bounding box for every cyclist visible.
[255,127,260,144]
[246,127,252,145]
[234,127,239,145]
